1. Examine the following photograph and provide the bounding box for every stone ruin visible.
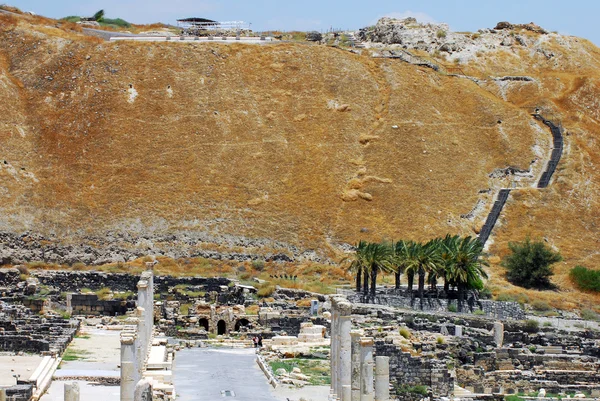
[326,294,600,401]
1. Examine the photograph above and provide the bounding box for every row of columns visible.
[330,296,389,401]
[121,263,156,401]
[54,263,157,401]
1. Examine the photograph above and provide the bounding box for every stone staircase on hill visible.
[346,32,365,48]
[477,112,564,246]
[478,189,511,245]
[536,115,564,189]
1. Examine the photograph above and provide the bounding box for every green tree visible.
[363,242,393,300]
[93,9,105,22]
[343,240,367,293]
[404,240,440,309]
[343,241,393,301]
[445,236,488,312]
[392,240,409,289]
[502,238,562,289]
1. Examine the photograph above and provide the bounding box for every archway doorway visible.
[217,320,227,335]
[235,318,250,331]
[198,318,209,331]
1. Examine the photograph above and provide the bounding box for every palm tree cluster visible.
[345,235,488,312]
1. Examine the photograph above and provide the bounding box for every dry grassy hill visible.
[0,12,599,309]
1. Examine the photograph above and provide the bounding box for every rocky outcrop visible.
[357,17,550,60]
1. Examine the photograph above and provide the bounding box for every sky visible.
[5,0,600,45]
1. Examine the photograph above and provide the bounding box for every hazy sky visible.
[6,0,599,44]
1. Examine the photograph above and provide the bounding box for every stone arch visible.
[198,318,209,331]
[235,318,250,331]
[217,319,227,335]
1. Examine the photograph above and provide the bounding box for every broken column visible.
[374,356,390,401]
[120,332,138,401]
[64,382,80,401]
[360,337,375,401]
[494,321,504,348]
[330,295,353,401]
[0,389,6,401]
[350,330,364,401]
[134,378,153,401]
[455,325,463,337]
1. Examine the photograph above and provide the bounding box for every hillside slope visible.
[0,14,599,308]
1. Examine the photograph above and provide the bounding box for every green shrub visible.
[396,384,428,396]
[473,309,485,315]
[100,18,131,28]
[523,319,539,333]
[570,265,600,292]
[252,259,266,271]
[543,321,553,327]
[257,284,275,298]
[399,327,411,339]
[531,300,551,312]
[581,309,600,321]
[496,293,517,302]
[479,287,493,299]
[447,304,457,312]
[95,287,112,300]
[436,30,447,39]
[436,336,445,344]
[502,238,562,289]
[62,16,81,23]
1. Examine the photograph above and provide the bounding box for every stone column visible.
[339,306,353,401]
[493,321,504,348]
[64,382,80,401]
[360,337,375,401]
[350,330,364,401]
[455,325,463,337]
[374,356,390,401]
[0,388,6,401]
[330,298,339,399]
[121,332,138,401]
[134,378,153,401]
[342,385,352,401]
[136,307,147,365]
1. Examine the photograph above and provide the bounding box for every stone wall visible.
[346,290,524,320]
[30,270,233,293]
[67,293,134,316]
[375,340,453,398]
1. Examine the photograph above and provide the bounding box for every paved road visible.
[173,348,279,401]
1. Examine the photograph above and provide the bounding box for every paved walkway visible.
[174,348,279,401]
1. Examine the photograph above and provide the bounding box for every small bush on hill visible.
[524,319,539,333]
[581,309,600,321]
[570,265,600,292]
[531,300,551,312]
[502,238,562,289]
[251,259,265,271]
[399,327,411,339]
[100,18,131,28]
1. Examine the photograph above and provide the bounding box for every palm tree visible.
[446,236,488,312]
[403,241,440,309]
[392,240,409,290]
[361,242,394,301]
[344,241,368,293]
[402,241,418,295]
[438,234,461,293]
